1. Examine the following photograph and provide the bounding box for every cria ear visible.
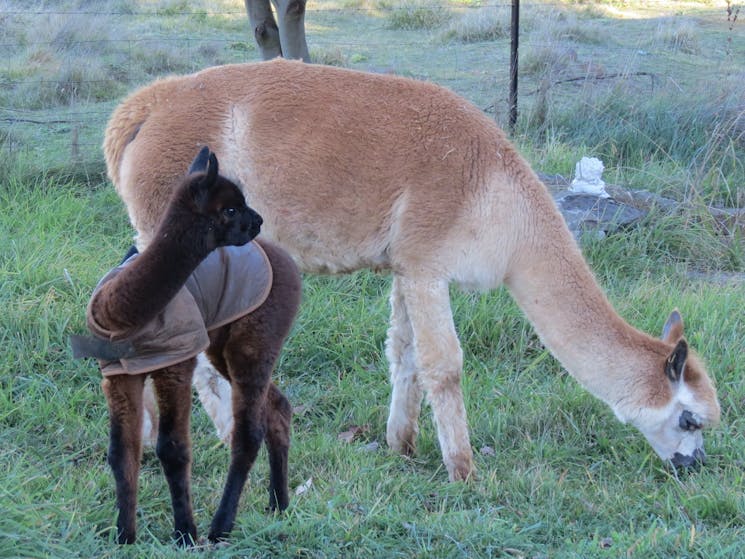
[188,152,219,210]
[206,152,219,183]
[665,339,688,383]
[661,309,684,343]
[188,146,211,175]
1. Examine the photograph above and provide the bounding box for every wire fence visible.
[1,1,735,175]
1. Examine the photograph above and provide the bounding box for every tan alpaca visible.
[104,59,720,481]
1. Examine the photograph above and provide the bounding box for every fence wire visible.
[1,2,729,174]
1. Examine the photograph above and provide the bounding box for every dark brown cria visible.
[91,147,300,546]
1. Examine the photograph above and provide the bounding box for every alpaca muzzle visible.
[670,447,706,470]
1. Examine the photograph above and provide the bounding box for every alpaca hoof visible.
[207,520,233,543]
[386,427,418,456]
[268,491,290,513]
[208,531,229,544]
[447,456,476,482]
[265,502,289,514]
[116,530,136,545]
[173,528,197,547]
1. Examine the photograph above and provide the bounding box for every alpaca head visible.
[185,146,263,247]
[628,310,720,469]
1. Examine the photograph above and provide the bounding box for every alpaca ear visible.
[665,339,688,383]
[188,146,211,175]
[206,152,219,183]
[661,309,684,343]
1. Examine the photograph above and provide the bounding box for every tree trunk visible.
[244,0,310,62]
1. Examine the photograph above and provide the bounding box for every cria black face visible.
[187,148,263,247]
[214,189,263,246]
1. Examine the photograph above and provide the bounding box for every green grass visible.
[1,173,744,558]
[1,0,744,557]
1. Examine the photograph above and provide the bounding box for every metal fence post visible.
[509,0,520,134]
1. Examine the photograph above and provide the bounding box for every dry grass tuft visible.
[386,0,452,30]
[442,7,510,43]
[653,19,701,54]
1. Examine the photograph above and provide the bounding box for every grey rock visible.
[539,173,649,239]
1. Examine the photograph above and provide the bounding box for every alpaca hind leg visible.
[398,277,473,482]
[265,383,291,512]
[102,374,146,544]
[192,352,234,443]
[208,356,273,541]
[385,274,424,455]
[151,360,197,546]
[141,377,159,446]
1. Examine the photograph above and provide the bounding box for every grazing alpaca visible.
[104,59,720,482]
[80,147,300,544]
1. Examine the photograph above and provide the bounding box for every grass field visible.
[1,0,744,557]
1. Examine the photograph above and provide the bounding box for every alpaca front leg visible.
[385,275,424,455]
[398,277,474,482]
[141,377,159,446]
[152,362,197,547]
[102,374,146,544]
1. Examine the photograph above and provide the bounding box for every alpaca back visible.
[106,60,516,274]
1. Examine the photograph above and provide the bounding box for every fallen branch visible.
[524,72,656,96]
[2,117,74,125]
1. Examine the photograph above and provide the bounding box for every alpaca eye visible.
[222,207,237,218]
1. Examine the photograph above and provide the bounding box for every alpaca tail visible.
[103,86,160,188]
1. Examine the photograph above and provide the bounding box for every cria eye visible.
[223,207,237,218]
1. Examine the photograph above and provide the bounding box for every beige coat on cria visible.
[105,59,720,481]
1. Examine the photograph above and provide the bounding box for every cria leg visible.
[208,354,274,542]
[142,356,233,446]
[385,275,424,455]
[265,383,291,512]
[140,364,231,447]
[102,374,146,544]
[397,277,473,482]
[151,361,197,546]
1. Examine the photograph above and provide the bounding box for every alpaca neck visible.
[128,213,210,305]
[503,192,661,416]
[91,197,214,336]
